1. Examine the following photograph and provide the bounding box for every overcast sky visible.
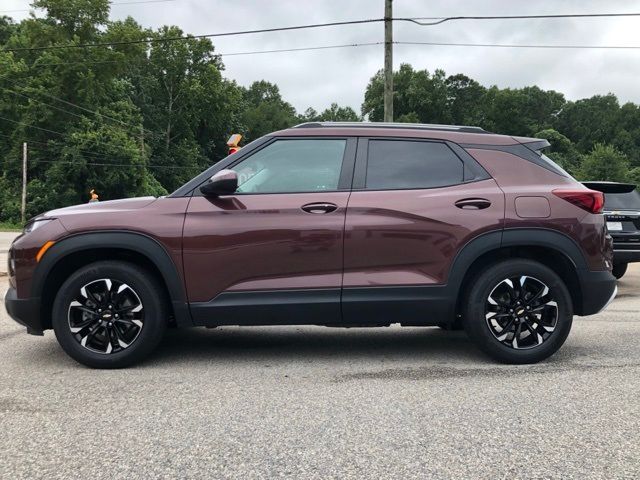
[4,0,640,113]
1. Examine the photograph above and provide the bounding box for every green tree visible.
[240,81,297,140]
[554,95,620,153]
[299,103,359,122]
[534,128,582,175]
[362,64,451,123]
[578,144,629,181]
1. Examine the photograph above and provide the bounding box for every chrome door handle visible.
[301,202,338,214]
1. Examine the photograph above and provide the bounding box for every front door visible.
[183,137,355,325]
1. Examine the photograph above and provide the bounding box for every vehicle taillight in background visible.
[553,188,604,214]
[227,133,242,155]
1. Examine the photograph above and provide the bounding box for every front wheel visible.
[463,259,573,364]
[52,261,168,368]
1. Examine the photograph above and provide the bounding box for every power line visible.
[23,38,640,69]
[27,156,192,170]
[405,12,640,26]
[0,113,66,136]
[0,0,176,14]
[2,77,155,137]
[1,19,384,52]
[31,60,123,67]
[0,134,196,169]
[6,88,89,121]
[396,40,640,50]
[0,132,130,165]
[4,12,640,53]
[0,117,152,164]
[221,41,384,57]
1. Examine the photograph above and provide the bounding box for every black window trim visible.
[186,136,357,197]
[353,136,490,192]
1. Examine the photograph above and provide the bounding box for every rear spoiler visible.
[582,182,637,194]
[512,136,551,153]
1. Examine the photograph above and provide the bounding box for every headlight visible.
[24,218,54,233]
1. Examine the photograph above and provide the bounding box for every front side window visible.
[233,139,346,194]
[366,140,464,190]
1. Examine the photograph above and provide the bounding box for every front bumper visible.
[4,287,43,335]
[578,269,617,316]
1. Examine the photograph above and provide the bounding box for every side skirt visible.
[189,286,453,327]
[342,286,453,327]
[190,289,341,326]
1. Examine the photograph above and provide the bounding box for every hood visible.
[44,196,157,218]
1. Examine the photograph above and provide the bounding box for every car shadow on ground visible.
[135,325,497,367]
[143,325,575,368]
[20,324,607,371]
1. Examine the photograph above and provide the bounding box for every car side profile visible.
[5,122,617,368]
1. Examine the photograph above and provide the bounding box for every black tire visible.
[52,261,168,368]
[463,259,573,364]
[612,263,628,280]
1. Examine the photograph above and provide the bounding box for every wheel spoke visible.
[112,325,131,349]
[70,316,99,334]
[495,318,516,341]
[523,319,543,345]
[512,323,522,348]
[69,301,97,317]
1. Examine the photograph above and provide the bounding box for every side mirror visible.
[200,169,238,197]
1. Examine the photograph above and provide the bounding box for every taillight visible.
[553,188,604,214]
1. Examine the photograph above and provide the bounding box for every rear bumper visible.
[613,248,640,264]
[4,287,43,335]
[577,269,617,316]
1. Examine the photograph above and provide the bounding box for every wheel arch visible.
[448,228,589,321]
[34,231,191,330]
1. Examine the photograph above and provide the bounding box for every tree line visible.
[1,0,639,224]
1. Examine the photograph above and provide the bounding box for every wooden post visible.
[21,142,27,224]
[384,0,393,122]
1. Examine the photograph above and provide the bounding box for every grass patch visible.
[0,221,22,232]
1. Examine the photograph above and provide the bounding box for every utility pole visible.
[21,142,27,224]
[384,0,393,122]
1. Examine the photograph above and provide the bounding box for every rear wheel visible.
[463,259,573,364]
[52,261,167,368]
[612,263,628,279]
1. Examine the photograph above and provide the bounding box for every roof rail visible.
[292,121,489,134]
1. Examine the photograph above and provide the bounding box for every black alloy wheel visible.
[485,275,557,350]
[67,278,145,354]
[53,261,167,368]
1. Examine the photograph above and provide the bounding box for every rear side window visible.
[366,140,464,190]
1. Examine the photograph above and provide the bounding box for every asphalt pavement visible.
[1,245,639,479]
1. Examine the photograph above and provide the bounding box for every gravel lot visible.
[1,241,639,478]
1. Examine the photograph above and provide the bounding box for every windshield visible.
[604,190,640,210]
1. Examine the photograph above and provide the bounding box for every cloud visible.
[4,0,640,112]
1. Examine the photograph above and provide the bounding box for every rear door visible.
[342,137,504,324]
[183,137,356,325]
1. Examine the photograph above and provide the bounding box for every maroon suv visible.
[5,122,617,368]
